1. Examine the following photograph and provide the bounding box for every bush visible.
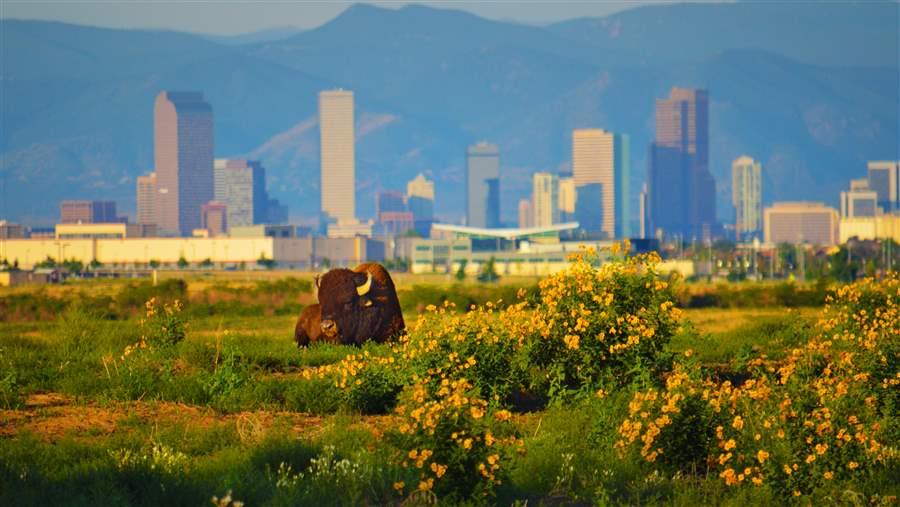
[526,245,680,398]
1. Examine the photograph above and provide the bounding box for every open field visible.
[1,258,897,506]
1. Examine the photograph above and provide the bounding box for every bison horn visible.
[356,272,372,296]
[314,275,321,289]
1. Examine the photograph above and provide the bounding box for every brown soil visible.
[0,392,395,443]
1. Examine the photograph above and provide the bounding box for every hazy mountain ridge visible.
[0,2,897,224]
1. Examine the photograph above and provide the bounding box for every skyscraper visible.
[840,179,878,218]
[466,142,500,228]
[638,183,649,239]
[558,175,576,223]
[532,172,559,227]
[572,129,630,238]
[319,90,355,223]
[649,87,714,240]
[867,161,899,214]
[731,156,762,241]
[407,173,435,237]
[518,198,534,229]
[154,91,214,236]
[136,172,158,226]
[214,159,267,228]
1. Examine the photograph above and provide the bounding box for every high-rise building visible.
[518,198,534,229]
[558,175,576,223]
[638,183,649,239]
[840,179,878,218]
[466,142,500,228]
[319,90,355,223]
[731,156,762,241]
[154,91,214,236]
[201,201,228,236]
[407,173,435,237]
[60,200,120,224]
[214,159,267,228]
[763,202,838,246]
[572,129,629,238]
[867,161,899,213]
[136,172,158,226]
[532,172,559,227]
[376,191,407,218]
[649,87,714,240]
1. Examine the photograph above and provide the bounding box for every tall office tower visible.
[214,159,267,229]
[319,90,355,223]
[407,173,434,220]
[867,161,899,213]
[518,198,534,229]
[532,172,559,227]
[840,179,879,218]
[376,190,407,219]
[466,142,500,228]
[154,91,214,236]
[731,156,762,241]
[572,129,630,238]
[558,174,576,223]
[136,172,158,226]
[407,173,435,237]
[764,202,839,246]
[59,200,120,224]
[649,87,714,240]
[638,183,649,239]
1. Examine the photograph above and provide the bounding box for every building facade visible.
[867,161,899,214]
[518,198,534,229]
[532,172,559,228]
[731,156,762,240]
[59,200,120,224]
[572,129,629,238]
[558,175,576,223]
[213,159,266,229]
[407,173,435,237]
[840,178,879,219]
[319,90,356,223]
[154,91,214,236]
[763,202,839,246]
[136,172,158,226]
[649,87,714,240]
[201,201,228,236]
[466,142,500,228]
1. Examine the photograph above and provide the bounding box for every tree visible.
[455,259,468,281]
[36,256,57,269]
[61,259,83,274]
[177,256,189,269]
[89,259,102,270]
[149,259,161,268]
[477,257,500,283]
[257,254,276,270]
[199,258,214,268]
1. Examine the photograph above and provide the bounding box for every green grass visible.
[2,277,896,506]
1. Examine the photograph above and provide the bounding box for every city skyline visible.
[1,2,897,229]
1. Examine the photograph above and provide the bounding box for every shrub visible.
[526,245,680,398]
[388,377,523,499]
[140,297,186,348]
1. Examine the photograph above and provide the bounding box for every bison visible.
[312,262,405,346]
[293,303,325,347]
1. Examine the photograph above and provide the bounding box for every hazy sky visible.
[0,1,725,35]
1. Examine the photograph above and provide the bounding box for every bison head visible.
[316,268,376,344]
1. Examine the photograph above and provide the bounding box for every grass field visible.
[0,259,896,506]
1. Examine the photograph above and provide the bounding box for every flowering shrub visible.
[616,275,900,499]
[110,441,188,474]
[389,377,523,498]
[527,244,680,397]
[141,297,186,348]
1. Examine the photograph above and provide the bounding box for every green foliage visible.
[177,256,189,269]
[257,254,276,270]
[477,257,500,283]
[342,360,403,415]
[455,260,468,281]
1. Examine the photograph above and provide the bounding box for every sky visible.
[0,0,725,35]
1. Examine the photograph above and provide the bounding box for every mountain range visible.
[1,2,898,226]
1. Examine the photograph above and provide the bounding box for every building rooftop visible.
[432,222,579,241]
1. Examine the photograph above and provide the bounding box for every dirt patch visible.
[0,393,394,443]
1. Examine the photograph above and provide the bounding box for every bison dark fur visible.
[293,303,329,347]
[316,262,405,346]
